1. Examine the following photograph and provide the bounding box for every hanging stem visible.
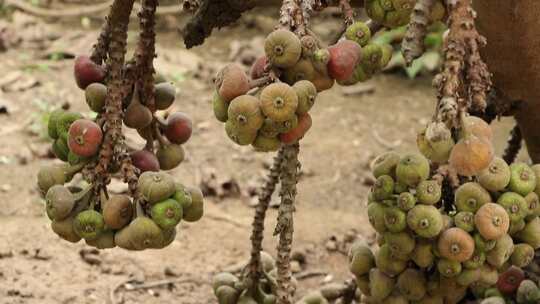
[135,0,158,112]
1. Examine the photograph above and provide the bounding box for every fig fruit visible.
[360,43,383,73]
[103,195,133,230]
[225,120,257,146]
[510,243,534,268]
[525,191,540,219]
[497,192,528,222]
[124,90,153,129]
[474,203,510,240]
[216,285,240,304]
[212,272,239,293]
[260,83,298,122]
[375,244,407,276]
[85,230,115,249]
[454,211,475,232]
[516,217,540,249]
[417,125,455,164]
[293,80,317,115]
[474,232,497,252]
[486,233,514,268]
[438,227,475,262]
[516,280,540,303]
[345,21,372,47]
[252,134,281,152]
[397,192,416,211]
[478,157,511,192]
[73,210,105,240]
[385,231,415,256]
[327,40,362,81]
[45,185,75,221]
[264,29,302,68]
[497,266,525,294]
[283,59,316,85]
[173,183,193,210]
[128,216,163,250]
[213,91,229,123]
[183,186,204,222]
[437,258,462,277]
[411,240,434,268]
[156,144,185,171]
[460,116,493,141]
[383,207,407,233]
[456,268,481,286]
[154,82,176,110]
[464,250,486,269]
[407,205,443,238]
[509,163,537,196]
[369,268,395,301]
[74,55,105,89]
[48,109,64,139]
[52,138,69,162]
[368,202,387,233]
[416,180,441,205]
[279,113,312,144]
[51,216,81,243]
[372,151,400,178]
[395,153,430,187]
[250,56,268,80]
[37,164,71,193]
[348,240,375,277]
[455,182,491,212]
[228,95,264,132]
[130,150,160,172]
[138,171,176,204]
[85,82,107,113]
[449,136,494,177]
[372,175,395,200]
[165,112,193,145]
[215,63,250,102]
[68,119,103,157]
[151,198,183,230]
[397,268,426,301]
[56,111,83,141]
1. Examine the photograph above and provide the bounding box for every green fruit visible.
[517,217,540,249]
[45,185,75,221]
[372,152,400,178]
[484,287,503,298]
[396,153,430,188]
[283,59,316,85]
[454,211,475,232]
[383,207,407,233]
[373,175,395,200]
[480,297,505,304]
[379,44,393,68]
[51,216,81,243]
[375,244,407,276]
[138,171,176,204]
[510,243,535,268]
[348,240,375,276]
[67,151,88,165]
[183,186,204,222]
[479,264,499,285]
[260,83,298,122]
[212,272,239,294]
[52,138,69,162]
[369,268,395,301]
[509,163,537,196]
[85,82,107,113]
[497,192,528,222]
[365,0,386,23]
[416,125,454,164]
[264,29,302,68]
[114,226,137,250]
[360,43,384,73]
[516,280,540,304]
[355,274,370,296]
[478,157,511,192]
[407,205,443,238]
[228,95,264,133]
[368,202,387,233]
[532,164,540,196]
[486,233,514,268]
[48,109,64,139]
[397,268,426,300]
[455,182,491,212]
[525,192,540,219]
[509,218,526,235]
[213,91,229,122]
[252,134,281,152]
[437,259,462,277]
[416,180,441,205]
[293,80,317,115]
[216,285,240,304]
[173,183,193,210]
[129,217,164,250]
[85,230,115,249]
[56,111,83,141]
[456,267,480,286]
[73,210,105,240]
[384,231,415,257]
[464,250,486,269]
[397,192,416,211]
[154,82,176,110]
[151,199,183,230]
[473,233,497,252]
[225,120,257,146]
[156,144,185,171]
[394,182,408,194]
[345,21,371,47]
[155,228,177,249]
[411,240,434,268]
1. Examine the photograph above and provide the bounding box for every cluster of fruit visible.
[36,55,203,250]
[365,0,446,28]
[349,121,540,303]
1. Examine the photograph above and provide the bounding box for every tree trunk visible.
[473,1,540,162]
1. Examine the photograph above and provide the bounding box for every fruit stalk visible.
[402,0,435,66]
[135,0,157,112]
[279,0,307,36]
[90,11,113,65]
[274,142,300,304]
[503,125,522,165]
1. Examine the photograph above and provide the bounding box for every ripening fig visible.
[516,280,540,304]
[411,240,434,268]
[165,112,193,145]
[103,195,133,230]
[460,116,493,141]
[407,204,443,238]
[348,240,375,277]
[396,269,426,301]
[311,72,335,92]
[45,185,75,221]
[372,151,400,178]
[124,91,153,129]
[51,216,81,243]
[437,258,462,278]
[345,21,371,47]
[56,111,83,141]
[397,192,416,211]
[151,198,183,230]
[368,202,387,233]
[283,59,316,85]
[216,285,240,304]
[279,113,312,144]
[215,63,250,102]
[327,40,362,81]
[355,274,370,296]
[497,192,528,222]
[154,82,176,110]
[509,163,537,196]
[474,203,510,240]
[372,175,395,200]
[438,227,475,262]
[456,268,481,286]
[416,124,455,164]
[384,231,415,257]
[250,56,268,80]
[213,91,229,123]
[486,233,514,268]
[365,0,386,24]
[293,80,317,115]
[138,171,176,204]
[375,244,407,276]
[455,182,491,212]
[227,95,264,131]
[260,83,298,122]
[478,157,511,192]
[52,138,69,162]
[225,120,257,145]
[479,264,500,286]
[114,226,137,250]
[464,250,486,269]
[68,119,103,157]
[252,134,281,152]
[516,217,540,249]
[183,186,204,222]
[454,211,475,232]
[37,164,71,194]
[130,150,160,172]
[275,114,298,133]
[395,153,430,187]
[264,29,302,68]
[85,82,107,113]
[416,180,441,205]
[497,266,525,294]
[510,243,534,268]
[156,144,185,171]
[212,272,239,293]
[73,55,105,89]
[383,207,407,233]
[85,230,115,249]
[73,210,105,240]
[48,109,64,139]
[128,216,164,250]
[525,192,540,219]
[369,268,395,301]
[449,136,494,177]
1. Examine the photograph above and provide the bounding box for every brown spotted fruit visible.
[327,40,362,81]
[85,83,107,113]
[45,185,75,221]
[183,186,204,222]
[103,195,133,230]
[67,119,103,157]
[474,203,510,240]
[215,63,250,102]
[164,112,193,145]
[73,55,105,89]
[449,135,494,177]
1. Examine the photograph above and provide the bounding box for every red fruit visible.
[67,119,103,157]
[497,266,525,294]
[327,40,362,81]
[130,150,160,172]
[164,112,193,145]
[215,63,250,102]
[279,113,312,144]
[73,56,106,89]
[250,56,268,80]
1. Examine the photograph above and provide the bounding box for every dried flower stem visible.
[135,0,158,112]
[402,0,435,66]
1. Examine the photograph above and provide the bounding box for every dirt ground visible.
[0,8,526,304]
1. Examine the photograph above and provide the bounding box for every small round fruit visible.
[173,183,193,210]
[369,268,395,301]
[48,109,64,139]
[130,150,160,172]
[213,91,229,122]
[67,119,103,157]
[348,240,375,277]
[264,29,302,68]
[460,116,493,141]
[384,207,407,233]
[525,192,540,219]
[85,82,107,113]
[164,112,193,145]
[454,211,475,232]
[372,151,400,178]
[396,153,430,187]
[516,280,540,303]
[103,195,133,230]
[368,202,387,233]
[411,241,434,268]
[464,250,486,269]
[486,233,514,268]
[455,182,491,212]
[73,210,105,240]
[252,134,281,152]
[360,43,383,73]
[138,171,176,204]
[52,138,69,162]
[225,120,257,146]
[215,63,250,102]
[437,258,462,277]
[156,144,185,171]
[279,113,312,144]
[345,21,371,46]
[474,232,497,252]
[516,217,540,249]
[397,269,426,301]
[293,80,317,115]
[449,136,494,177]
[385,231,415,256]
[216,285,240,304]
[417,127,455,164]
[37,164,70,194]
[283,59,316,85]
[478,157,511,192]
[250,56,268,80]
[45,185,75,221]
[416,180,441,205]
[327,40,362,81]
[372,175,395,201]
[497,266,525,294]
[227,95,264,133]
[129,216,163,250]
[456,268,481,286]
[438,227,475,262]
[212,272,239,293]
[474,203,510,240]
[51,216,81,243]
[407,205,443,238]
[151,198,183,230]
[510,243,534,268]
[56,111,83,141]
[509,163,537,196]
[497,192,528,222]
[124,99,152,129]
[85,230,115,249]
[183,186,204,222]
[397,192,416,211]
[74,55,106,89]
[375,244,407,276]
[154,82,176,110]
[260,83,298,122]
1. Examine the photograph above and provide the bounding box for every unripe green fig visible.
[369,268,395,301]
[407,205,443,238]
[216,285,240,304]
[348,240,375,276]
[417,123,454,164]
[225,120,257,146]
[473,232,497,252]
[365,0,386,24]
[151,198,183,230]
[85,230,115,249]
[368,202,387,233]
[213,91,229,122]
[183,186,204,222]
[454,211,475,232]
[264,29,302,68]
[375,244,407,276]
[474,203,510,240]
[345,21,371,47]
[51,215,81,243]
[360,43,383,74]
[154,82,176,110]
[138,171,176,204]
[416,180,441,205]
[293,80,317,115]
[478,157,511,192]
[509,163,537,196]
[355,274,370,296]
[383,207,407,233]
[372,175,395,201]
[260,83,298,122]
[516,217,540,249]
[438,227,475,262]
[456,268,480,286]
[228,95,264,133]
[103,195,133,230]
[509,218,526,236]
[212,272,239,294]
[156,144,185,171]
[48,109,64,139]
[510,243,534,268]
[384,231,415,257]
[372,152,400,179]
[154,227,177,249]
[45,185,75,221]
[397,192,416,211]
[85,82,107,113]
[283,59,316,85]
[524,191,540,219]
[411,240,434,268]
[479,264,499,285]
[52,138,69,161]
[397,268,426,300]
[173,183,193,210]
[114,226,138,250]
[37,164,73,194]
[497,192,528,222]
[455,182,491,213]
[56,111,83,141]
[73,210,105,240]
[396,153,430,188]
[252,134,281,152]
[486,233,514,268]
[464,250,486,269]
[516,279,540,303]
[129,216,163,250]
[437,258,462,277]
